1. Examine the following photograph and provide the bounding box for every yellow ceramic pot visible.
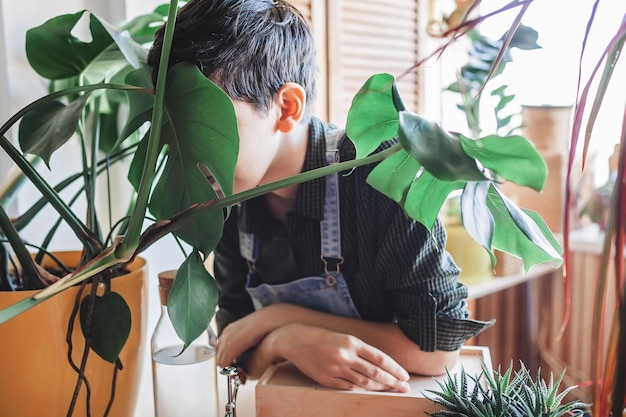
[445,224,494,285]
[0,251,148,417]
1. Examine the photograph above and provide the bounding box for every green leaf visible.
[367,149,464,231]
[404,170,464,232]
[398,111,488,182]
[496,115,514,130]
[507,24,541,51]
[168,250,218,347]
[18,94,91,168]
[148,63,238,255]
[26,11,146,82]
[128,130,151,191]
[346,73,399,159]
[487,185,562,271]
[366,150,420,204]
[460,181,497,266]
[119,65,155,145]
[26,11,115,80]
[493,92,515,109]
[119,11,167,43]
[80,291,131,363]
[461,134,547,192]
[95,13,147,70]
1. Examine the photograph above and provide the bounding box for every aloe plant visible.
[424,361,589,417]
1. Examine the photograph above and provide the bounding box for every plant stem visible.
[134,143,403,255]
[3,140,402,320]
[0,134,102,258]
[11,145,137,231]
[0,154,39,207]
[0,201,41,288]
[87,97,102,238]
[216,143,402,209]
[34,247,123,300]
[0,242,15,291]
[0,84,151,138]
[117,0,179,259]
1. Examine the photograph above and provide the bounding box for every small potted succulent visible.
[424,361,589,417]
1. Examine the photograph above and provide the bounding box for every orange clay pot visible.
[0,251,148,417]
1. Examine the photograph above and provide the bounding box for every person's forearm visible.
[236,329,285,379]
[257,303,459,376]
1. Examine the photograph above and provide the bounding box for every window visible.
[294,0,422,125]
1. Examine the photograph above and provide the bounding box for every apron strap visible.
[238,128,345,273]
[321,129,344,272]
[239,229,258,270]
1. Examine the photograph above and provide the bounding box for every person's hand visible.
[270,323,411,392]
[216,309,272,368]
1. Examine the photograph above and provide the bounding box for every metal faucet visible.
[220,366,241,417]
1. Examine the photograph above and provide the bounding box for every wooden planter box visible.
[256,346,491,417]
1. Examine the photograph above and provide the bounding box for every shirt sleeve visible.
[213,206,256,335]
[378,208,495,352]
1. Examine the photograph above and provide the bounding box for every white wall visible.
[479,0,626,186]
[0,2,11,186]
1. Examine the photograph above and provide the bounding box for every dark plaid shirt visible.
[214,117,494,352]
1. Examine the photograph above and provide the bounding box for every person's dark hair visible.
[148,0,317,120]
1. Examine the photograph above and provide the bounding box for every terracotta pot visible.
[0,251,148,417]
[445,225,494,285]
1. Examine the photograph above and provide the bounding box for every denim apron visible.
[239,129,361,319]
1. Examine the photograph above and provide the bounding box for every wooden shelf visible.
[467,262,561,300]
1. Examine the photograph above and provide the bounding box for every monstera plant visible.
[0,0,566,413]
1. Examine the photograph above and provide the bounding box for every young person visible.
[148,0,493,393]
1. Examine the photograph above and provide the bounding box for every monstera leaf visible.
[128,63,239,256]
[25,10,146,81]
[346,73,561,268]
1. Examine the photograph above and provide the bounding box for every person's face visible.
[230,100,281,194]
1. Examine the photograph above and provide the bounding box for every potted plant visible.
[443,2,626,416]
[0,0,571,415]
[441,22,542,280]
[424,360,589,417]
[0,5,173,416]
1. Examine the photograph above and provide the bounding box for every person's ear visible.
[275,83,306,133]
